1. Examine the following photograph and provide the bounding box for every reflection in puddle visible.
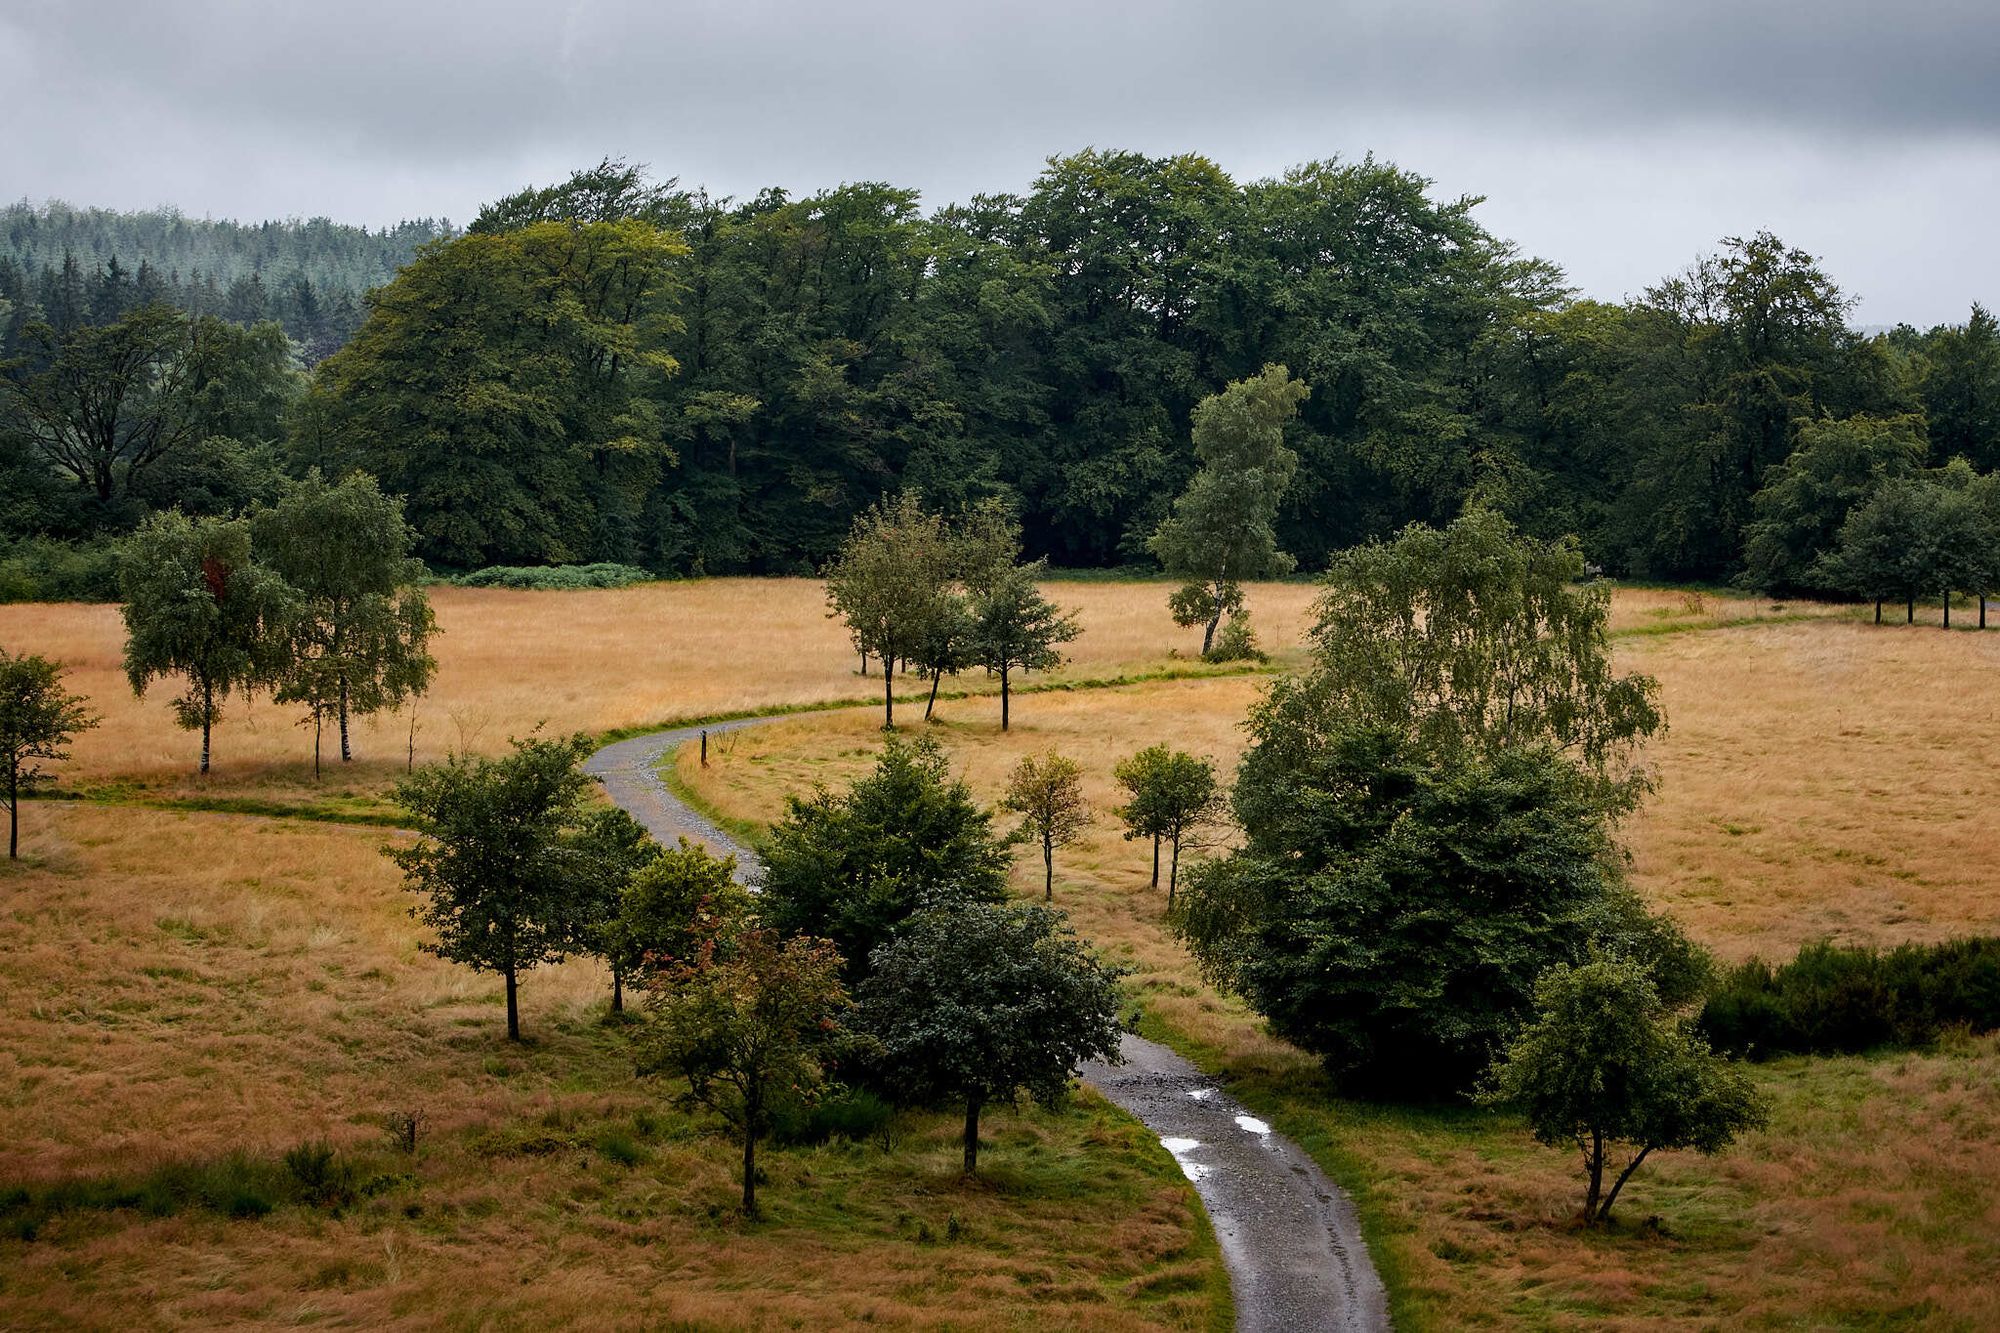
[1160,1136,1212,1182]
[1235,1114,1271,1136]
[1187,1088,1215,1101]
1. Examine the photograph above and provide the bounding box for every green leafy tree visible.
[1813,469,1998,625]
[311,218,685,567]
[1479,952,1767,1225]
[1920,304,2000,471]
[0,304,299,521]
[1148,365,1309,654]
[1001,751,1093,901]
[1295,507,1662,813]
[1738,413,1926,595]
[643,926,852,1215]
[606,837,752,1011]
[1112,746,1227,905]
[759,734,1010,977]
[967,562,1078,731]
[823,493,961,728]
[857,902,1126,1173]
[1170,509,1684,1092]
[389,733,600,1041]
[563,806,663,1015]
[253,471,437,772]
[119,510,294,773]
[0,649,97,858]
[1172,731,1699,1091]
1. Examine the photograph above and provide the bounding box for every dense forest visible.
[3,155,1997,594]
[1,202,452,363]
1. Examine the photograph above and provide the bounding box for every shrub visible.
[770,1088,894,1146]
[1201,610,1266,663]
[1700,936,2000,1057]
[451,563,654,590]
[0,538,123,603]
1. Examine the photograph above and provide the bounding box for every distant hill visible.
[0,200,455,362]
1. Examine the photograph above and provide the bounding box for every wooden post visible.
[701,730,708,767]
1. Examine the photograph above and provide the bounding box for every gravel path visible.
[587,716,1389,1332]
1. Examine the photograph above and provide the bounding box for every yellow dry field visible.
[4,577,1992,1329]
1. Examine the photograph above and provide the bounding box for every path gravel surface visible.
[587,716,1389,1331]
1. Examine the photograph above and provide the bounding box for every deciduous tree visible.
[823,493,959,728]
[119,510,293,773]
[1148,365,1308,655]
[759,734,1009,977]
[857,902,1125,1174]
[1479,952,1767,1225]
[1001,751,1093,901]
[643,926,852,1215]
[0,649,97,858]
[967,562,1078,731]
[390,733,600,1041]
[605,837,751,1011]
[253,471,437,772]
[1112,745,1227,906]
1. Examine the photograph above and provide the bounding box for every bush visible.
[0,538,123,602]
[1700,936,2000,1057]
[451,563,655,590]
[770,1088,894,1146]
[1202,610,1266,663]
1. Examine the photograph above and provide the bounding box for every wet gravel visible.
[589,719,1390,1332]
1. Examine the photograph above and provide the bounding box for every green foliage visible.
[1738,414,1926,594]
[605,837,751,997]
[0,648,97,857]
[642,926,853,1214]
[1111,746,1227,903]
[1149,365,1308,654]
[1700,937,2000,1058]
[823,493,961,727]
[0,538,121,602]
[1000,751,1093,901]
[856,902,1125,1172]
[450,562,654,589]
[966,560,1079,731]
[1812,463,2000,612]
[0,302,300,524]
[389,733,602,1040]
[1479,952,1767,1225]
[253,471,436,770]
[1202,610,1265,663]
[117,509,294,773]
[1174,730,1695,1092]
[768,1087,895,1147]
[0,200,449,360]
[759,734,1010,979]
[309,217,686,567]
[1295,507,1662,812]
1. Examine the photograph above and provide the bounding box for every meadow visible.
[1,577,1994,1328]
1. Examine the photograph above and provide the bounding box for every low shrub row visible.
[450,563,655,590]
[0,538,122,602]
[1699,937,2000,1058]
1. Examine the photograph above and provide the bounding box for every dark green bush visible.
[770,1088,894,1146]
[0,538,123,602]
[451,563,655,590]
[1700,936,2000,1058]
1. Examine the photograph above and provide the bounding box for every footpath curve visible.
[587,718,1390,1333]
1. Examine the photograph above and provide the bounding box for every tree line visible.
[2,201,452,362]
[10,154,1995,598]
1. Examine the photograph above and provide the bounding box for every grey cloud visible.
[3,0,1996,324]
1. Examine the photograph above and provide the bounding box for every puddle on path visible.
[1235,1114,1272,1135]
[1160,1136,1212,1181]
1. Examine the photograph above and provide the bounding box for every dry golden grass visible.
[7,576,1989,1329]
[0,803,1224,1330]
[0,578,1320,787]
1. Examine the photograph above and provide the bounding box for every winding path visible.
[587,718,1389,1333]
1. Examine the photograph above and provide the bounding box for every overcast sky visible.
[5,0,1994,326]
